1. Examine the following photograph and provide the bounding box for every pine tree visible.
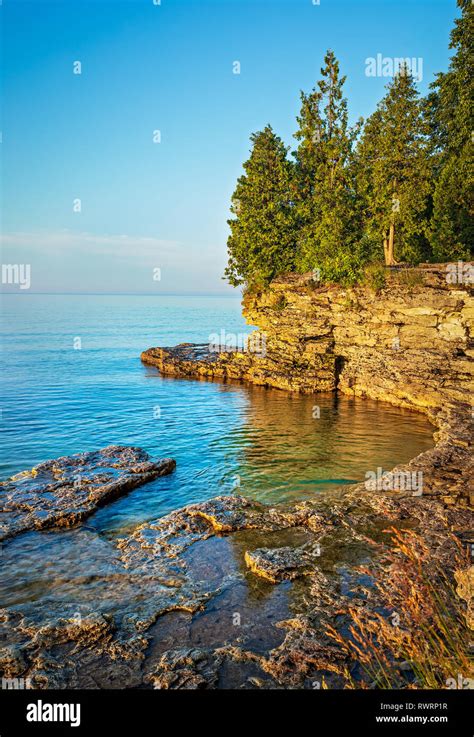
[293,51,362,282]
[356,67,432,265]
[428,0,473,260]
[224,126,296,288]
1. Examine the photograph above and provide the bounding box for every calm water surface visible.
[1,294,434,535]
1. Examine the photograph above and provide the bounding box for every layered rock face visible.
[142,264,473,408]
[242,265,473,410]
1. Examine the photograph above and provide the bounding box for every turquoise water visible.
[1,294,434,535]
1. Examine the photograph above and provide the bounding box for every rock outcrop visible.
[142,265,473,405]
[0,446,176,542]
[142,264,473,505]
[244,545,315,583]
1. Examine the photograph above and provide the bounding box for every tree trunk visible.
[385,223,397,265]
[383,235,389,264]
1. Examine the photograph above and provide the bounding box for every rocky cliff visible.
[143,264,473,409]
[242,264,473,410]
[142,264,473,505]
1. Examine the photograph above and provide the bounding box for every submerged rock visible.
[145,648,224,690]
[244,545,315,583]
[0,446,176,542]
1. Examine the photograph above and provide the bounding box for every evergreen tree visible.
[356,67,432,265]
[293,51,362,281]
[224,126,296,288]
[428,0,473,260]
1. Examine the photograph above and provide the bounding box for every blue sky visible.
[1,0,460,294]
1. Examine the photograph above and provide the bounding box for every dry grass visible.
[326,528,473,689]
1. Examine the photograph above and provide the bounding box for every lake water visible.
[1,294,434,535]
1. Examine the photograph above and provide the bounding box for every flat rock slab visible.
[141,343,221,374]
[0,446,176,542]
[245,545,315,583]
[144,343,220,364]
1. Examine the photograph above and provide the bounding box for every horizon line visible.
[0,291,241,297]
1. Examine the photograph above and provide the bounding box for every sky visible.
[1,0,460,294]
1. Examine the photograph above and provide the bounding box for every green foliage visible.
[224,5,473,289]
[355,68,433,264]
[293,51,363,279]
[428,0,474,260]
[224,125,297,288]
[363,262,387,292]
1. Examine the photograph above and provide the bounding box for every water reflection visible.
[213,384,434,505]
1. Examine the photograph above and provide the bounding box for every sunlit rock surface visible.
[244,545,315,583]
[1,484,472,689]
[0,446,176,542]
[142,264,473,404]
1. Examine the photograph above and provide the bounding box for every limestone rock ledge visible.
[142,264,473,404]
[244,545,315,582]
[0,446,176,542]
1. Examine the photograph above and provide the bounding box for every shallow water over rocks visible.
[4,452,470,690]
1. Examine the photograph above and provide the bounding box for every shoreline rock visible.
[1,489,472,689]
[244,545,315,583]
[0,446,176,542]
